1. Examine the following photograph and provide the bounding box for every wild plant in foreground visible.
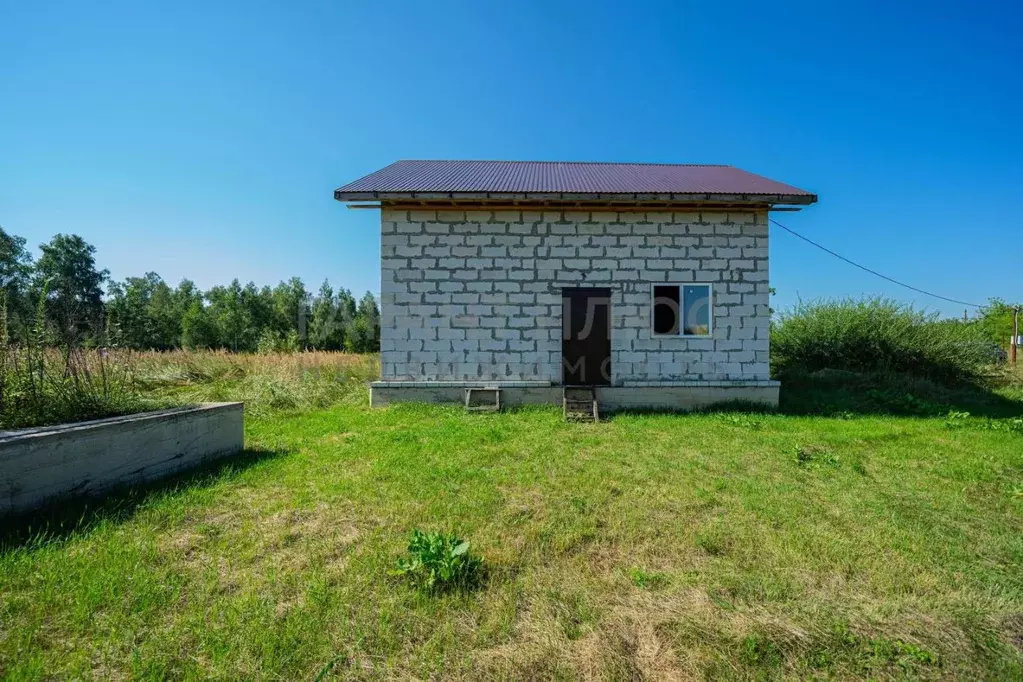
[392,529,483,592]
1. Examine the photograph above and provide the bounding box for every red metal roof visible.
[334,160,815,201]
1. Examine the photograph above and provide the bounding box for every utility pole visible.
[1013,306,1020,366]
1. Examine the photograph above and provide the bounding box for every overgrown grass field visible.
[133,349,379,416]
[1,354,1022,679]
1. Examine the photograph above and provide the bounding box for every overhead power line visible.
[768,217,986,309]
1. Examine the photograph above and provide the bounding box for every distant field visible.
[1,355,1022,679]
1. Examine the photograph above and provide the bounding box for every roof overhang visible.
[333,190,817,208]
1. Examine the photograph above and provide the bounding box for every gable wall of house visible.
[379,208,770,384]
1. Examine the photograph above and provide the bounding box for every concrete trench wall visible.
[380,207,771,384]
[0,403,244,516]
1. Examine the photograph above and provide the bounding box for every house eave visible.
[332,189,818,207]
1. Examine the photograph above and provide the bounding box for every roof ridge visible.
[397,159,731,168]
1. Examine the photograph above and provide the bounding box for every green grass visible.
[2,378,1022,679]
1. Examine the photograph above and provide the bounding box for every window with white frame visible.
[652,283,713,336]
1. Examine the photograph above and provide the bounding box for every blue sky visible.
[2,0,1020,316]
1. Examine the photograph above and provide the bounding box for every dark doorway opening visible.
[562,288,611,386]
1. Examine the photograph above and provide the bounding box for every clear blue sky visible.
[2,1,1020,316]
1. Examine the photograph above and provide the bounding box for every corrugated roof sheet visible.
[335,160,815,198]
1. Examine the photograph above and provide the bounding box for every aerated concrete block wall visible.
[0,403,244,516]
[380,208,770,384]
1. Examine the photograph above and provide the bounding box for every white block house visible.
[334,160,816,410]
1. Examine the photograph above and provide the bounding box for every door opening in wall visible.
[562,288,611,386]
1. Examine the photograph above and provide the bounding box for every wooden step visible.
[563,387,599,422]
[465,387,501,413]
[563,387,596,401]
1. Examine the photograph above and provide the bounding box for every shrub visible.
[392,529,483,592]
[771,298,991,383]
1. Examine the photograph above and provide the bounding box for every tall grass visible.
[771,297,993,382]
[0,291,156,429]
[0,345,155,430]
[134,350,379,417]
[0,337,379,429]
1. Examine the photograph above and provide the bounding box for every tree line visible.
[0,227,380,353]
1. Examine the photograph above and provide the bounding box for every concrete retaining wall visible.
[370,382,779,410]
[0,403,244,516]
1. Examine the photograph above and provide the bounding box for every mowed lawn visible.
[2,399,1023,679]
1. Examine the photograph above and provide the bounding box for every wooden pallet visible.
[464,387,501,413]
[563,387,599,422]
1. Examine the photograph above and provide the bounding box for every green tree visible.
[106,278,147,348]
[172,279,203,339]
[0,226,34,339]
[977,299,1021,350]
[106,272,181,349]
[271,277,311,346]
[308,279,346,350]
[337,287,357,341]
[206,280,256,352]
[241,282,274,338]
[34,234,108,347]
[180,300,219,349]
[347,292,380,352]
[147,277,180,348]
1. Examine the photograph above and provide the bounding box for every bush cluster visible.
[771,298,993,382]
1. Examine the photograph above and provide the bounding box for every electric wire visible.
[768,218,986,309]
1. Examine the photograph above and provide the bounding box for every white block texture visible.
[379,208,771,383]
